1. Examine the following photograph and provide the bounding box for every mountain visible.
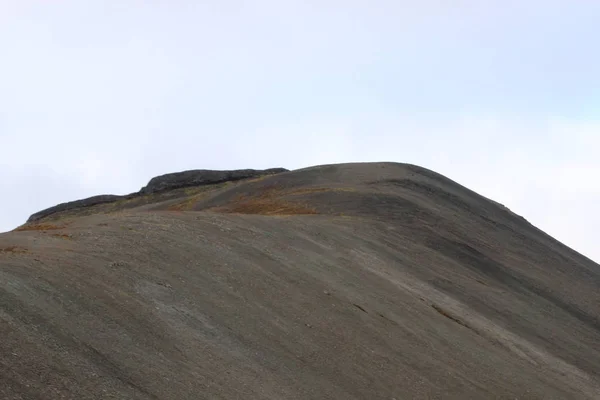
[1,162,599,399]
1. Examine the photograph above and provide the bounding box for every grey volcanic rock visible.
[4,162,600,399]
[27,195,124,222]
[25,167,288,223]
[139,168,288,194]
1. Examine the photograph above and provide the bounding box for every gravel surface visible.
[1,162,599,399]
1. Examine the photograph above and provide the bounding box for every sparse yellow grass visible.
[167,193,208,211]
[183,184,223,196]
[167,199,196,211]
[286,187,356,196]
[50,233,73,240]
[243,175,271,184]
[216,199,317,215]
[15,223,66,232]
[212,186,319,215]
[0,246,28,254]
[168,185,353,214]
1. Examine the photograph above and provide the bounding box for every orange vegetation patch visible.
[214,187,318,215]
[170,186,350,216]
[167,197,199,212]
[286,187,355,196]
[0,246,28,254]
[15,223,66,232]
[216,199,317,215]
[51,233,73,240]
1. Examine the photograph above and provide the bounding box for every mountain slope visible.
[1,162,599,399]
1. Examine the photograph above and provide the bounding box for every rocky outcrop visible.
[26,168,288,223]
[27,195,125,222]
[140,168,288,194]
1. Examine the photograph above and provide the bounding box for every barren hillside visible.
[1,162,599,399]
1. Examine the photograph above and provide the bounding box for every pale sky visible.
[1,1,599,263]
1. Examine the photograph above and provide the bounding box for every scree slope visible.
[1,162,599,399]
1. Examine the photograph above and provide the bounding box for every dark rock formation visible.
[27,195,124,222]
[26,167,288,223]
[139,168,288,194]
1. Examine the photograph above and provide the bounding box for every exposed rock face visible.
[26,168,288,222]
[27,195,124,222]
[139,168,288,194]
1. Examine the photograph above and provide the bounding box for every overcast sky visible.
[1,1,599,262]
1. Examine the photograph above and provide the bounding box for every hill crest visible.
[3,161,600,399]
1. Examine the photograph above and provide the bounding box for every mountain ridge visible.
[3,161,600,399]
[26,168,288,223]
